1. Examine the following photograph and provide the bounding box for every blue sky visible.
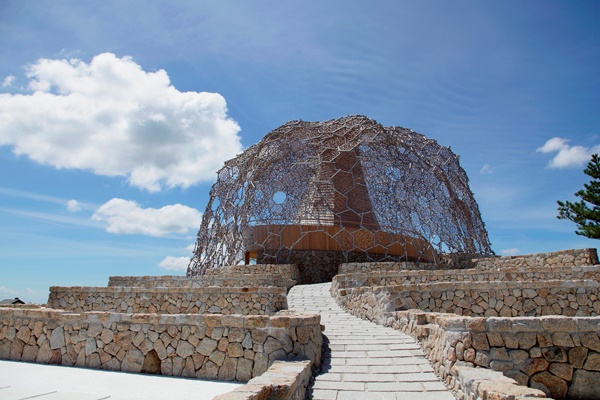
[1,1,599,303]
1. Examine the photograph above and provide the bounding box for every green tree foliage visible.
[557,154,600,239]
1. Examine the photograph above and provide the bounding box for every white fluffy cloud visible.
[537,137,600,169]
[0,53,242,191]
[159,256,190,271]
[92,198,201,237]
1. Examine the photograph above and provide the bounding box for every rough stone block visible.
[584,351,600,371]
[472,333,489,351]
[197,337,218,356]
[549,362,573,381]
[520,358,549,376]
[531,371,568,399]
[542,346,567,363]
[568,369,600,400]
[517,332,537,350]
[552,332,575,347]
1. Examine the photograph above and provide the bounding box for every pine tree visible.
[557,154,600,239]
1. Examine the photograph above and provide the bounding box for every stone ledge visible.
[213,359,312,400]
[455,366,546,399]
[108,274,296,290]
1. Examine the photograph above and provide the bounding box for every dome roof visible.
[188,115,492,276]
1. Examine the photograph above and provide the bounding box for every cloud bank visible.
[92,198,201,237]
[537,137,600,169]
[0,53,242,191]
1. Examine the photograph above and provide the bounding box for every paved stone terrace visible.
[288,283,455,400]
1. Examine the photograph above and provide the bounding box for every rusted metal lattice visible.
[188,115,492,279]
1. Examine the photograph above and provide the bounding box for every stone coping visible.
[455,366,546,400]
[0,307,321,327]
[49,285,286,293]
[214,359,312,400]
[396,311,600,333]
[0,304,41,309]
[337,278,599,295]
[108,274,296,290]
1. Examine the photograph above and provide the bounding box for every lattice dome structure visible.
[188,115,492,283]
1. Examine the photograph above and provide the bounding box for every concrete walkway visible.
[288,283,455,400]
[0,359,241,400]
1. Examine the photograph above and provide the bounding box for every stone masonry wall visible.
[0,307,322,382]
[203,264,299,282]
[108,274,296,291]
[109,263,299,290]
[339,260,441,274]
[385,311,600,399]
[47,286,287,315]
[470,248,598,271]
[335,279,600,320]
[258,250,413,284]
[333,265,600,291]
[331,250,600,399]
[338,249,597,273]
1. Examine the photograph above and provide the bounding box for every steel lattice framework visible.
[188,115,492,277]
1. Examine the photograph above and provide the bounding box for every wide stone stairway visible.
[288,283,455,400]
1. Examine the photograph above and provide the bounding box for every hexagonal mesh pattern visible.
[188,115,492,278]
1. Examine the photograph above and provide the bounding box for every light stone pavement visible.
[287,283,456,400]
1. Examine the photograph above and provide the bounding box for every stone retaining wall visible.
[109,263,299,290]
[47,286,287,315]
[0,308,322,382]
[385,310,600,399]
[108,274,295,290]
[333,265,600,291]
[338,249,597,274]
[331,249,600,399]
[470,249,598,271]
[339,260,439,274]
[258,250,413,284]
[203,264,299,282]
[335,280,600,321]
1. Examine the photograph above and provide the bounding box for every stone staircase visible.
[288,283,455,400]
